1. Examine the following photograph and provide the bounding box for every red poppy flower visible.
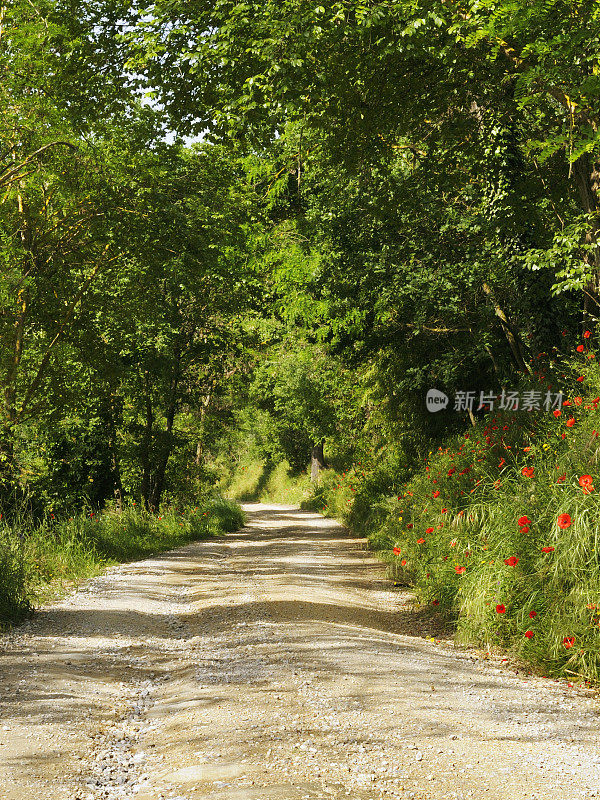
[522,467,534,478]
[518,515,531,526]
[432,599,439,606]
[496,604,506,614]
[433,490,440,498]
[416,538,425,544]
[529,610,537,619]
[577,376,585,382]
[441,508,447,513]
[426,527,434,534]
[519,526,530,534]
[406,523,414,529]
[577,344,585,352]
[557,473,566,483]
[553,409,561,418]
[393,547,402,555]
[574,396,583,406]
[498,458,506,468]
[401,559,407,566]
[455,565,466,574]
[579,474,593,488]
[584,330,591,339]
[557,513,571,529]
[504,556,519,566]
[566,418,575,427]
[525,630,534,639]
[541,546,555,553]
[448,468,455,476]
[563,636,575,649]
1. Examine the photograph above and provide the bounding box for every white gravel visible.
[1,503,599,800]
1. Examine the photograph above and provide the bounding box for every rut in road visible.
[1,503,600,800]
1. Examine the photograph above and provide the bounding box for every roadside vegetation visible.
[0,498,243,628]
[4,0,600,684]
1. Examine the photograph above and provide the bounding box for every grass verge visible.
[0,497,244,629]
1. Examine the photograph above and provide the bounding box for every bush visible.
[306,345,600,684]
[0,496,244,629]
[0,530,30,625]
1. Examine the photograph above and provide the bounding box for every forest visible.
[2,0,600,683]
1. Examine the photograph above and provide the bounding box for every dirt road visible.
[1,503,600,800]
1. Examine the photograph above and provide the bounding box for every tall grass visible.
[222,457,313,504]
[0,497,244,629]
[307,344,600,684]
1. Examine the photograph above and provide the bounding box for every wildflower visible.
[496,604,506,614]
[574,396,583,406]
[577,344,585,353]
[584,330,591,339]
[455,565,466,574]
[426,527,434,534]
[416,538,425,544]
[498,458,506,468]
[577,376,584,382]
[518,515,532,526]
[433,490,440,498]
[541,546,555,553]
[401,559,407,566]
[566,418,575,427]
[557,513,571,529]
[557,473,566,483]
[553,409,561,418]
[441,508,448,513]
[519,526,530,534]
[448,468,455,476]
[393,547,402,556]
[432,599,439,605]
[529,611,537,619]
[522,467,534,478]
[525,630,534,639]
[563,636,575,649]
[579,475,594,494]
[406,523,414,529]
[504,556,519,566]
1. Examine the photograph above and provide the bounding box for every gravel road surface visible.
[1,503,599,800]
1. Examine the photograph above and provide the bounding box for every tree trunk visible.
[1,185,31,498]
[140,371,153,509]
[148,364,180,513]
[310,440,327,484]
[482,283,530,373]
[572,153,600,332]
[109,406,123,512]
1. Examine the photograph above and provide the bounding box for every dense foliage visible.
[4,0,600,679]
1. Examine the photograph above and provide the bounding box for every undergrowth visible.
[305,339,600,685]
[0,497,244,628]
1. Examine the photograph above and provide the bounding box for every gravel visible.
[1,502,599,800]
